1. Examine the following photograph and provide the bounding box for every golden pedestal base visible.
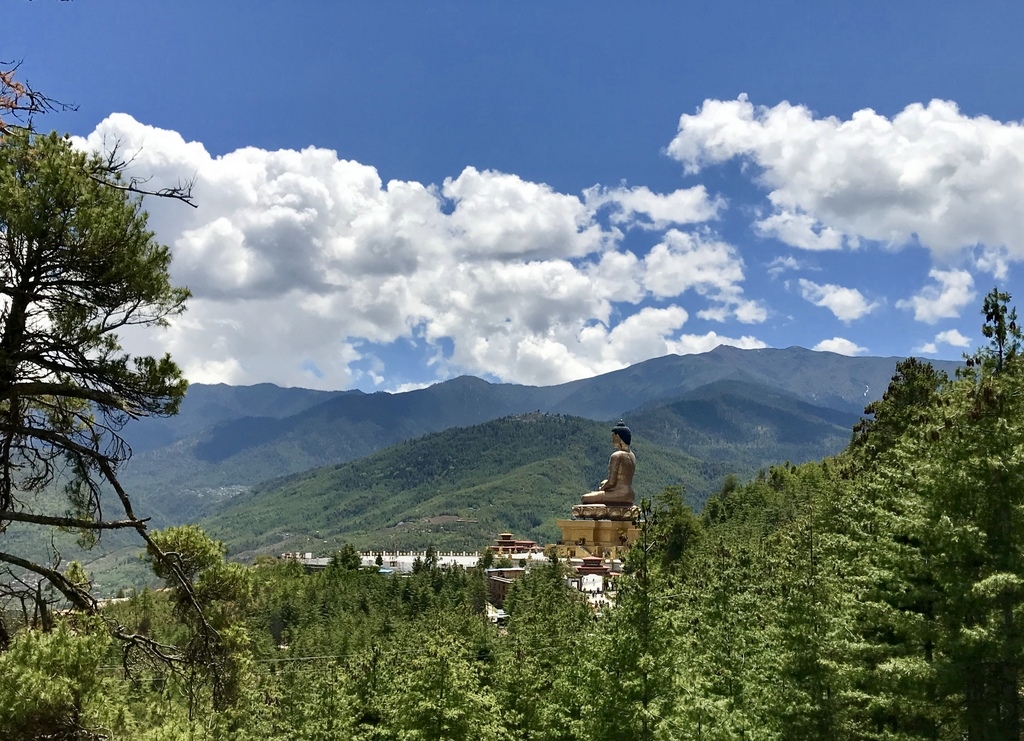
[555,517,639,560]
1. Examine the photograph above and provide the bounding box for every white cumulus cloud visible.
[896,269,976,324]
[813,337,868,356]
[74,114,756,389]
[756,211,843,251]
[917,328,972,354]
[935,328,971,347]
[642,230,766,323]
[584,184,724,230]
[798,279,879,322]
[668,96,1024,267]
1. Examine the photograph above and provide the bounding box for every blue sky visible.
[5,2,1024,391]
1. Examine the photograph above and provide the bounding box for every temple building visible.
[489,532,542,555]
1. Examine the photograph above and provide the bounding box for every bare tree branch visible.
[1,62,198,206]
[95,139,198,207]
[0,60,76,135]
[0,549,96,612]
[10,382,134,413]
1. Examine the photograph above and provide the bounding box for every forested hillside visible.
[626,379,858,474]
[3,382,858,595]
[200,390,858,559]
[201,414,705,557]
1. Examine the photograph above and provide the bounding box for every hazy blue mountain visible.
[199,379,868,559]
[123,383,350,453]
[625,379,860,479]
[119,376,555,520]
[125,347,959,457]
[545,345,961,419]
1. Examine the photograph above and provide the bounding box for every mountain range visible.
[30,346,960,586]
[119,346,960,523]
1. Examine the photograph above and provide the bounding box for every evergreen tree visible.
[858,290,1024,739]
[0,130,190,620]
[0,622,119,740]
[590,500,677,741]
[145,525,254,715]
[330,543,362,571]
[388,612,499,741]
[851,356,947,465]
[497,558,593,741]
[649,485,702,577]
[976,287,1021,372]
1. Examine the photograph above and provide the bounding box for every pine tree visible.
[590,500,678,741]
[859,290,1024,739]
[0,622,117,740]
[388,614,499,741]
[0,130,191,622]
[497,558,593,740]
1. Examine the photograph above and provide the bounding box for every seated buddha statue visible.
[580,422,636,506]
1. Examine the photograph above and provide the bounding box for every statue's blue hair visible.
[612,421,631,445]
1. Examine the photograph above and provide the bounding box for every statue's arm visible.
[602,453,621,490]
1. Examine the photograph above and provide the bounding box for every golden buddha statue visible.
[580,422,636,506]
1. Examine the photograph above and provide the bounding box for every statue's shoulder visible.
[610,449,634,462]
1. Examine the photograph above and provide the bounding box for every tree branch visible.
[0,510,148,530]
[95,456,221,643]
[0,61,76,134]
[0,549,97,612]
[111,628,182,669]
[15,381,126,403]
[10,382,134,414]
[94,142,198,208]
[90,173,199,209]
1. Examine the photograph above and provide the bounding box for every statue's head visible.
[611,421,631,446]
